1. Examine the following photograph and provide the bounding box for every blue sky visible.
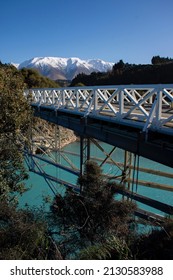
[0,0,173,64]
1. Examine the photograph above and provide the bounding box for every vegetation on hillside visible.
[0,61,59,88]
[20,67,59,88]
[50,161,173,260]
[0,62,59,199]
[0,64,31,199]
[0,201,63,260]
[0,62,62,259]
[71,56,173,86]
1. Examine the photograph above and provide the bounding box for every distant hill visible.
[15,57,113,81]
[71,59,173,86]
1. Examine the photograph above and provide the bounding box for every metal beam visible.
[33,107,173,167]
[29,153,79,176]
[111,186,173,215]
[80,137,90,175]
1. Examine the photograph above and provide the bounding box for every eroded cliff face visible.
[31,118,77,154]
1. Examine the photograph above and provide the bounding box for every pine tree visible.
[50,161,136,258]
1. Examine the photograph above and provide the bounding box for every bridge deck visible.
[33,104,173,167]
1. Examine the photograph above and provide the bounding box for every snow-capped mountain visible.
[11,62,20,68]
[17,57,113,81]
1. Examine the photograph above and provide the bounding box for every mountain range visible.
[15,57,114,81]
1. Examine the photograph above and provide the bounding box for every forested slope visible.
[71,56,173,86]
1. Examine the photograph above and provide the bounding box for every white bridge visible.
[23,84,173,218]
[24,84,173,136]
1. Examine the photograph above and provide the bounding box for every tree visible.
[0,63,63,259]
[79,235,132,260]
[112,59,125,75]
[132,220,173,260]
[0,200,62,259]
[151,55,173,65]
[50,161,136,258]
[20,68,59,88]
[0,64,31,199]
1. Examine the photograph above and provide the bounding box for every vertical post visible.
[76,89,79,110]
[55,125,61,184]
[80,136,84,178]
[30,117,35,171]
[121,150,132,191]
[44,90,47,104]
[94,89,98,112]
[62,89,66,106]
[52,90,55,105]
[80,136,90,192]
[155,90,162,126]
[149,96,153,104]
[119,90,124,117]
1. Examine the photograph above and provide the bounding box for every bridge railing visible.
[24,84,173,135]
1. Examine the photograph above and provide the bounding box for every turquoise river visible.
[20,141,173,218]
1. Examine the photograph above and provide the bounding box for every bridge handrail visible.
[24,84,173,135]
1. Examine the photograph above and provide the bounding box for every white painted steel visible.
[24,85,173,135]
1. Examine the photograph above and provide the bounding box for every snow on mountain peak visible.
[17,56,113,81]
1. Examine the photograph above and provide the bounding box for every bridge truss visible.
[23,85,173,221]
[24,84,173,136]
[23,120,173,220]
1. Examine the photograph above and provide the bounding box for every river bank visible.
[32,117,77,154]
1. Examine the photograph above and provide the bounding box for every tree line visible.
[71,56,173,86]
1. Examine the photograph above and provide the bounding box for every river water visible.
[20,141,173,217]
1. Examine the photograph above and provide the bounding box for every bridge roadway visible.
[25,84,173,167]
